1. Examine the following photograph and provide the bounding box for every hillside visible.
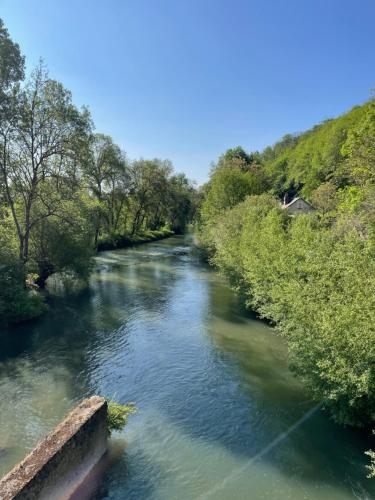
[260,100,373,199]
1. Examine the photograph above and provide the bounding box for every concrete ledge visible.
[0,396,108,500]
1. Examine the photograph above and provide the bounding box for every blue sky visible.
[1,0,374,184]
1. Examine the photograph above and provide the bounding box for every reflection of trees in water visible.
[94,445,164,500]
[0,246,182,360]
[206,275,301,404]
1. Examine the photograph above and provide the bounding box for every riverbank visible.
[97,228,175,251]
[0,229,175,327]
[196,195,375,430]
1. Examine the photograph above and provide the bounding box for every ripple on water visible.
[0,237,374,500]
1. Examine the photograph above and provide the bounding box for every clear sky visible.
[1,0,374,184]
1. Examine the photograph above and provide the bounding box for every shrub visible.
[97,228,174,251]
[107,400,136,434]
[0,248,45,325]
[208,194,375,427]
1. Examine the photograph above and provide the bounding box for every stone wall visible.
[0,396,108,500]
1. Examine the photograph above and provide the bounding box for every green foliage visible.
[197,95,375,434]
[0,18,24,89]
[84,143,195,244]
[336,186,365,214]
[107,400,136,434]
[0,17,196,324]
[207,196,375,427]
[201,167,254,222]
[217,146,260,171]
[167,173,196,234]
[198,103,375,431]
[341,99,375,186]
[29,196,95,286]
[310,182,338,213]
[98,228,174,251]
[0,246,44,325]
[262,104,368,196]
[201,165,268,226]
[196,148,270,260]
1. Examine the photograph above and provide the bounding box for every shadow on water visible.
[93,444,164,500]
[0,236,373,499]
[70,438,160,500]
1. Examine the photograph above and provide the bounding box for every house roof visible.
[283,197,314,209]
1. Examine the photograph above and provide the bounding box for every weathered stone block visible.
[0,396,108,500]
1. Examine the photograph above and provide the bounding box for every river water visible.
[0,236,373,499]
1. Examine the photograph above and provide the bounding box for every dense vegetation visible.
[0,19,196,325]
[197,99,375,469]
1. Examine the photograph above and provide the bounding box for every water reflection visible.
[0,237,373,499]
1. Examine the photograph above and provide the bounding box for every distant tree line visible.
[197,99,375,472]
[0,19,196,325]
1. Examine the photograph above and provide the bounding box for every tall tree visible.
[129,159,172,234]
[0,18,24,91]
[0,63,91,262]
[83,133,126,246]
[167,173,195,233]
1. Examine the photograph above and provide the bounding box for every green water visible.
[0,236,373,499]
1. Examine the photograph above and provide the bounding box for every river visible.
[0,236,373,499]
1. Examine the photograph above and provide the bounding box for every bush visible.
[98,228,174,251]
[107,400,136,434]
[30,204,95,287]
[208,194,375,427]
[0,248,45,325]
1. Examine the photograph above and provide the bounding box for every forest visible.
[0,18,196,325]
[197,99,375,475]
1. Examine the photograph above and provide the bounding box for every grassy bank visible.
[97,228,175,251]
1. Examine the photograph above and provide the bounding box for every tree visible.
[261,104,367,196]
[341,99,375,186]
[0,63,91,263]
[129,159,172,234]
[0,222,43,324]
[0,17,197,324]
[167,173,195,233]
[310,181,338,213]
[217,146,255,171]
[103,154,130,233]
[83,133,127,245]
[29,193,95,285]
[0,18,24,91]
[201,165,263,223]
